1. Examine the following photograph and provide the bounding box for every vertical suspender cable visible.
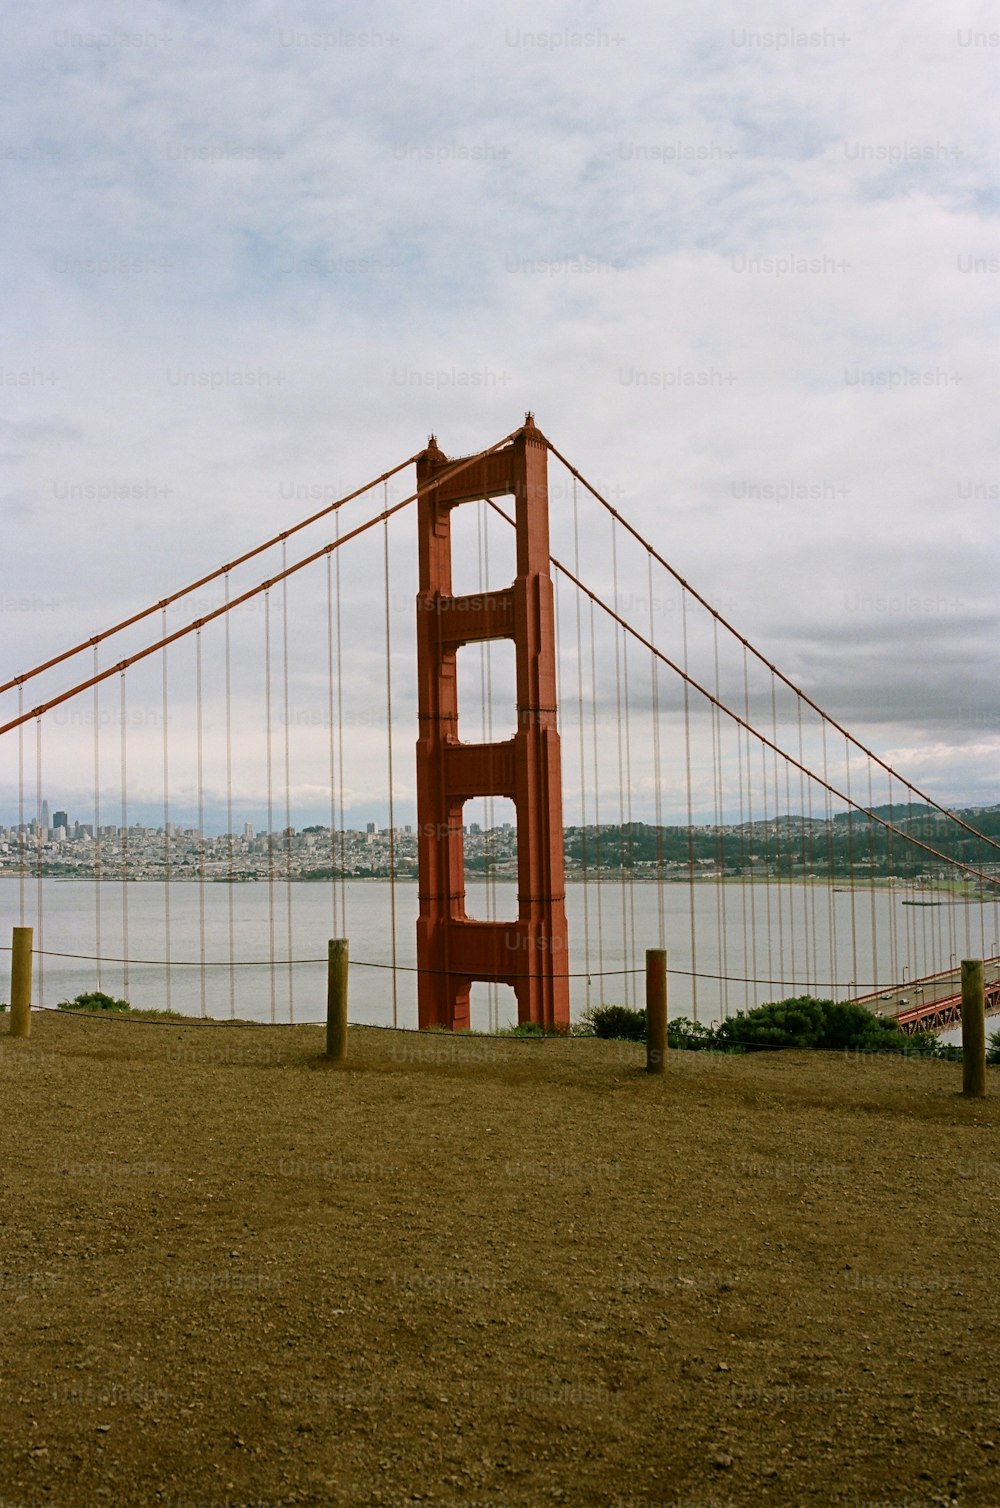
[798,705,816,993]
[712,620,727,1016]
[769,677,785,994]
[119,670,129,1001]
[161,609,172,1013]
[610,520,630,1007]
[264,589,276,1024]
[741,646,758,1004]
[326,553,338,939]
[783,738,795,988]
[553,564,563,1030]
[573,481,592,1004]
[681,595,697,1020]
[904,796,917,978]
[886,773,899,986]
[588,597,605,980]
[963,836,973,958]
[866,762,878,992]
[34,718,43,1006]
[758,702,774,993]
[650,557,665,952]
[923,838,941,977]
[18,685,25,925]
[821,723,837,995]
[93,656,102,989]
[282,543,294,1023]
[935,817,948,972]
[621,580,638,998]
[735,665,750,1011]
[196,628,207,1017]
[933,833,947,982]
[224,574,236,1019]
[844,738,859,993]
[335,515,347,935]
[944,797,958,982]
[979,832,995,961]
[383,507,398,1028]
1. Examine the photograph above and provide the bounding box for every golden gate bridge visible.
[3,415,999,1035]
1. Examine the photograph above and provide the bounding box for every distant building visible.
[54,810,68,830]
[366,822,378,835]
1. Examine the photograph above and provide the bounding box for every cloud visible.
[3,0,998,826]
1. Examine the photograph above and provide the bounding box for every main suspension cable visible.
[1,452,422,696]
[3,432,524,738]
[544,438,1000,855]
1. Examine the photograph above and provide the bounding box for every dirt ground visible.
[2,1011,999,1508]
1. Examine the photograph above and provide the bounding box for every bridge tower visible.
[415,415,570,1031]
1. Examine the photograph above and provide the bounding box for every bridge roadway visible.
[853,958,1000,1035]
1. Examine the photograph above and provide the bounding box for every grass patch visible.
[56,991,189,1022]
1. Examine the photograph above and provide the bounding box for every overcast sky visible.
[3,0,999,829]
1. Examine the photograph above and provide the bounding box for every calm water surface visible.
[4,876,997,1032]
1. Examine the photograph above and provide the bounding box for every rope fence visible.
[6,936,987,993]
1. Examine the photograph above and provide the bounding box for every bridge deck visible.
[853,959,1000,1034]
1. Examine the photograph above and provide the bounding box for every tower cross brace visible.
[414,416,570,1031]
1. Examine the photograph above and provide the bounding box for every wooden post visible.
[9,927,33,1039]
[646,948,667,1074]
[326,938,348,1062]
[961,958,987,1098]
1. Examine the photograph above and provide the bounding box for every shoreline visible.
[5,871,993,899]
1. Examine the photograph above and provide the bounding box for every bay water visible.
[3,875,995,1035]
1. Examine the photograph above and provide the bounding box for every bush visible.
[57,991,131,1014]
[987,1030,1000,1066]
[667,1016,729,1052]
[714,996,934,1054]
[574,994,955,1059]
[577,1003,647,1041]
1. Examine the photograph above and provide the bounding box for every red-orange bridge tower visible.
[415,416,570,1031]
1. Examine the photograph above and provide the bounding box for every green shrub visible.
[714,997,952,1056]
[575,993,955,1059]
[987,1030,1000,1066]
[667,1015,730,1052]
[905,1029,961,1062]
[576,1003,647,1041]
[57,990,131,1013]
